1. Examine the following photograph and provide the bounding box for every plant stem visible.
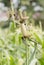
[22,38,29,65]
[10,0,15,22]
[26,44,29,65]
[39,20,42,31]
[28,43,37,65]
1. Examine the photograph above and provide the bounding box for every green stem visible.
[28,43,37,65]
[26,45,29,65]
[22,38,29,65]
[10,0,15,22]
[22,38,37,65]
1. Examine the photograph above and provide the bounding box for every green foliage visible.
[0,0,44,65]
[34,32,44,48]
[0,22,44,65]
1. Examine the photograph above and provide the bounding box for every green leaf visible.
[10,22,16,32]
[10,56,15,65]
[34,32,43,44]
[39,58,44,65]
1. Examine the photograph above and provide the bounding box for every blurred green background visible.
[0,0,44,65]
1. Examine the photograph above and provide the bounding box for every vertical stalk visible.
[39,20,42,31]
[22,38,29,65]
[28,42,37,65]
[26,38,29,65]
[10,0,15,22]
[26,42,29,65]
